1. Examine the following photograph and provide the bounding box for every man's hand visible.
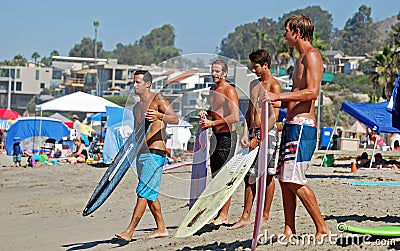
[199,118,213,129]
[240,136,249,148]
[198,109,207,118]
[249,137,259,150]
[260,91,281,108]
[145,109,163,122]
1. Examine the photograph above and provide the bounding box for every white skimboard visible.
[252,102,269,250]
[175,146,259,238]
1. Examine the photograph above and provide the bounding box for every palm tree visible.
[255,29,268,49]
[31,52,41,67]
[12,54,27,66]
[370,44,400,100]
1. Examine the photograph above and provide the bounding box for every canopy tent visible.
[322,101,400,168]
[49,112,73,128]
[341,101,400,134]
[35,91,121,113]
[49,112,71,123]
[86,112,106,122]
[387,74,400,130]
[102,106,134,164]
[5,117,70,155]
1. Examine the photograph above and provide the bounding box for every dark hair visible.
[285,14,314,41]
[211,60,228,73]
[249,49,271,69]
[361,152,368,159]
[134,70,153,84]
[394,140,400,148]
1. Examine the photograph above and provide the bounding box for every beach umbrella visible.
[80,123,96,136]
[0,108,21,120]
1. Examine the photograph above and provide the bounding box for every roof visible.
[166,70,199,83]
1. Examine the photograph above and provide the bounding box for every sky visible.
[1,0,400,61]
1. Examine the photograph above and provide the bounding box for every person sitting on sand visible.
[67,138,88,164]
[373,153,400,169]
[356,152,371,168]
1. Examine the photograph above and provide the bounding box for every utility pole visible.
[93,20,99,96]
[7,68,12,109]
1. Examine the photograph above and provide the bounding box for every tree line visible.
[2,5,399,102]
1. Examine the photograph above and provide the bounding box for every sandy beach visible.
[1,151,400,251]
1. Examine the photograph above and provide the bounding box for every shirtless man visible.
[229,49,281,230]
[115,70,179,242]
[261,14,329,239]
[198,60,240,225]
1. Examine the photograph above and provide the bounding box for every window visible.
[16,82,22,91]
[40,83,45,89]
[35,70,39,80]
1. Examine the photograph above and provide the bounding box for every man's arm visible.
[266,50,322,103]
[270,81,283,120]
[146,94,179,124]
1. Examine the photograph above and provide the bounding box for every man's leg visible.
[212,197,231,225]
[288,183,329,237]
[115,196,147,242]
[228,176,256,229]
[262,175,275,221]
[280,181,297,238]
[148,198,169,238]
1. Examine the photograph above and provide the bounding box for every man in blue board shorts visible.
[115,70,179,242]
[261,14,329,240]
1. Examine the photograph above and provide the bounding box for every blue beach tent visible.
[340,101,400,134]
[5,117,70,155]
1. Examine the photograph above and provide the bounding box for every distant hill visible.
[376,15,398,43]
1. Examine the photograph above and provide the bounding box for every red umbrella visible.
[0,108,21,120]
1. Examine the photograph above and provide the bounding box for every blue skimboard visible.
[189,122,209,209]
[83,119,146,216]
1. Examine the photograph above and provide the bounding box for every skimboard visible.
[252,102,269,250]
[175,146,259,238]
[338,223,400,237]
[83,119,146,216]
[189,122,209,208]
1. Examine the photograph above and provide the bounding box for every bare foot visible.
[148,229,169,238]
[227,219,251,230]
[261,215,271,222]
[210,217,228,226]
[115,231,133,242]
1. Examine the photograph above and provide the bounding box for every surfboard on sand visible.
[252,101,269,250]
[175,146,259,238]
[189,123,209,209]
[338,223,400,237]
[83,119,146,216]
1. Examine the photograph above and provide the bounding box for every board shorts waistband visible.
[149,148,166,157]
[284,116,316,127]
